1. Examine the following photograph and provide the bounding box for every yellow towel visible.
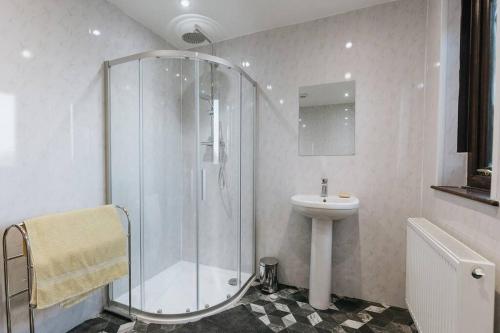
[24,205,128,309]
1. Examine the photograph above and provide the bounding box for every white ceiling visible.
[109,0,395,49]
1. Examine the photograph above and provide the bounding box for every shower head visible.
[182,25,212,44]
[182,31,207,44]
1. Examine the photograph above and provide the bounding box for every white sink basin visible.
[291,193,359,310]
[291,195,359,220]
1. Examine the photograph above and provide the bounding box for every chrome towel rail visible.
[2,205,132,333]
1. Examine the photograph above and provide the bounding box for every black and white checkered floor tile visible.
[238,281,418,333]
[70,281,418,332]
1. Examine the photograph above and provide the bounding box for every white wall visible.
[421,0,500,331]
[198,0,427,307]
[0,0,170,332]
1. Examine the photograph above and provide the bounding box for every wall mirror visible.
[298,81,355,156]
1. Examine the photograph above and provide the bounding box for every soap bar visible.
[338,192,351,198]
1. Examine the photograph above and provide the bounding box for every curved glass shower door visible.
[142,57,198,314]
[108,59,142,311]
[198,61,240,309]
[106,51,255,321]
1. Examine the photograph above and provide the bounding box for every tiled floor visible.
[69,281,418,332]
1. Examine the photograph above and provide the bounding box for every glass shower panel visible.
[142,58,197,314]
[108,60,142,310]
[240,76,255,287]
[107,51,256,320]
[198,62,241,308]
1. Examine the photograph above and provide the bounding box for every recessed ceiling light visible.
[345,41,353,49]
[279,99,284,105]
[91,29,101,36]
[344,92,349,97]
[180,0,190,8]
[21,49,33,59]
[344,72,351,80]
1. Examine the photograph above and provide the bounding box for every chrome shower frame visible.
[106,50,255,84]
[104,50,257,324]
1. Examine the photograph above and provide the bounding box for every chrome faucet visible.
[321,178,328,197]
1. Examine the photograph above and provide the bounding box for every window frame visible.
[457,0,496,190]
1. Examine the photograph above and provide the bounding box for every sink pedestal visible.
[309,218,332,310]
[290,194,359,310]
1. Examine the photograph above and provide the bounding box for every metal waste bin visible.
[259,257,278,293]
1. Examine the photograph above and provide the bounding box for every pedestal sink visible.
[291,194,359,310]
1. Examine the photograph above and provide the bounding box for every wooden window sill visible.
[431,185,499,207]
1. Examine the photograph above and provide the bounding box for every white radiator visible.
[406,218,495,333]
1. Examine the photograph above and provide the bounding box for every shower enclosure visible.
[104,50,256,322]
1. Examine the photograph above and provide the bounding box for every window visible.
[457,0,497,190]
